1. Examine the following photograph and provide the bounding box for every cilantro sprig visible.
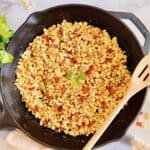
[66,71,87,88]
[0,15,14,66]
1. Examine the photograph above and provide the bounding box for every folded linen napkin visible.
[6,129,53,150]
[6,129,150,150]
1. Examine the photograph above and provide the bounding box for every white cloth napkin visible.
[5,130,150,150]
[6,130,53,150]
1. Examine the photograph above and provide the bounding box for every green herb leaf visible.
[66,71,76,80]
[66,71,87,88]
[77,71,87,80]
[72,79,81,88]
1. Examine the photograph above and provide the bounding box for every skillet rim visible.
[0,4,146,149]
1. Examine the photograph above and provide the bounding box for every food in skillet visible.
[16,20,131,136]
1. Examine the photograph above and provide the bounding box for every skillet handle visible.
[109,11,150,54]
[0,94,16,128]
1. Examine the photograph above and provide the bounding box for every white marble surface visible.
[1,0,150,11]
[0,0,150,150]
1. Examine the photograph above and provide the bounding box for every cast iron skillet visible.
[0,4,150,150]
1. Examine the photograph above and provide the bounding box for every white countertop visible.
[0,0,150,149]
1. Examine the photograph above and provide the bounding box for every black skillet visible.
[0,4,150,150]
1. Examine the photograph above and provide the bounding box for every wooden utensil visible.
[83,55,150,150]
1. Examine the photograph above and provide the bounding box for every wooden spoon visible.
[83,54,150,150]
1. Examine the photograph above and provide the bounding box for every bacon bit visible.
[117,95,123,100]
[107,48,113,53]
[26,45,32,51]
[93,35,98,39]
[121,75,126,81]
[77,33,81,37]
[74,112,82,120]
[59,27,63,35]
[86,65,94,76]
[82,84,90,95]
[52,44,59,49]
[55,105,63,112]
[32,105,39,113]
[61,85,66,95]
[45,91,54,101]
[67,50,72,54]
[120,58,126,65]
[28,87,34,91]
[54,76,61,83]
[68,114,73,120]
[136,121,144,128]
[42,34,53,42]
[79,96,86,104]
[82,122,85,126]
[73,29,81,37]
[43,119,50,125]
[107,85,116,95]
[113,64,119,69]
[105,57,112,63]
[47,96,54,101]
[96,93,101,97]
[57,105,63,112]
[87,121,95,127]
[42,78,46,84]
[71,57,77,64]
[101,101,107,110]
[30,74,35,79]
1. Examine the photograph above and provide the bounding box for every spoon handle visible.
[83,88,133,150]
